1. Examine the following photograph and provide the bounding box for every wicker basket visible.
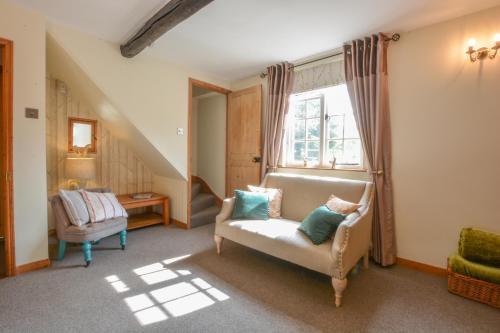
[447,267,500,308]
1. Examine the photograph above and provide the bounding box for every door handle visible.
[252,156,262,163]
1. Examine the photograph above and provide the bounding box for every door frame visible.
[0,38,15,277]
[187,78,231,229]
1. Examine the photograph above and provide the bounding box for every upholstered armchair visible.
[51,188,127,267]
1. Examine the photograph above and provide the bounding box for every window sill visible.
[277,165,367,173]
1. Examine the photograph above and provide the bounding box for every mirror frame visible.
[68,117,97,153]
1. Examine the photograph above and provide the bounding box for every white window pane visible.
[306,99,321,118]
[326,84,353,116]
[342,139,362,165]
[328,115,343,139]
[73,123,92,147]
[294,120,305,140]
[344,114,359,139]
[306,141,320,162]
[306,118,320,140]
[327,140,343,163]
[295,101,306,119]
[294,142,305,161]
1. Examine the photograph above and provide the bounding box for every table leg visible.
[163,198,170,225]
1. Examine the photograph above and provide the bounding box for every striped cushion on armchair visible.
[80,190,128,223]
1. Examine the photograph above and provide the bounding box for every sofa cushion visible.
[248,185,283,218]
[459,228,500,268]
[325,195,361,215]
[232,190,269,220]
[215,218,336,275]
[449,253,500,285]
[298,205,345,245]
[58,189,90,226]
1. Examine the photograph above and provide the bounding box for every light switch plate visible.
[177,128,184,135]
[25,108,39,119]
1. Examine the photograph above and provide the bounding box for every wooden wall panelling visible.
[45,78,156,228]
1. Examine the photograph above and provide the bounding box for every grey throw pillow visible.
[59,189,90,226]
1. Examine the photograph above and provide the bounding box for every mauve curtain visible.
[261,62,294,179]
[343,34,396,266]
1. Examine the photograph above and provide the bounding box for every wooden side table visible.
[117,193,170,230]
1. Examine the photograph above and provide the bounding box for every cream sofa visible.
[214,173,374,307]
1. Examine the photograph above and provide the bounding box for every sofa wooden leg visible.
[332,277,348,307]
[57,240,66,260]
[214,235,223,255]
[363,250,369,269]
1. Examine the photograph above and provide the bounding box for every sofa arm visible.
[331,203,373,279]
[216,197,235,224]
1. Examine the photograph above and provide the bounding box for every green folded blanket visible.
[449,254,500,285]
[459,228,500,268]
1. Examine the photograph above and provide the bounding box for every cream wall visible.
[47,34,180,181]
[231,6,500,269]
[0,0,48,266]
[194,93,227,198]
[47,23,230,180]
[153,176,187,222]
[390,6,500,268]
[191,98,199,176]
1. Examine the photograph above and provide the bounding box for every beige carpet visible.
[0,224,498,332]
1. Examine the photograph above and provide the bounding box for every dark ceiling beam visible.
[120,0,214,58]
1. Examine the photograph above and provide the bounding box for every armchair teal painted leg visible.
[79,230,126,267]
[57,240,67,260]
[83,241,92,267]
[120,230,127,250]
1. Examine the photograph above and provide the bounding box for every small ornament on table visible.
[131,193,153,199]
[330,157,337,169]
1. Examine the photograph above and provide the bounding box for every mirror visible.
[68,117,97,153]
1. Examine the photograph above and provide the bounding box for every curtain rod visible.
[260,33,400,78]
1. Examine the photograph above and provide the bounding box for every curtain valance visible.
[292,57,345,94]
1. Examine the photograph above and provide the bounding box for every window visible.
[68,117,97,153]
[283,85,364,169]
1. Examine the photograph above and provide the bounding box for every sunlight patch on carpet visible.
[109,259,230,326]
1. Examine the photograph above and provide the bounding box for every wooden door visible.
[226,85,262,196]
[0,39,14,277]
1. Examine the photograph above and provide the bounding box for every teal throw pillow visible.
[298,205,346,245]
[232,190,269,220]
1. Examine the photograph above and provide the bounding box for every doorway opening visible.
[187,79,230,229]
[0,38,15,278]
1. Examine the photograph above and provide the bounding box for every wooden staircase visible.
[190,176,222,228]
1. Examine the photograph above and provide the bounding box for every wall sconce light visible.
[466,34,500,62]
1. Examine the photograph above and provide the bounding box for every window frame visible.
[282,86,365,170]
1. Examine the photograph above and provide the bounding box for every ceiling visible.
[13,0,500,81]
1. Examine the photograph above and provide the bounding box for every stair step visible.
[192,182,202,197]
[191,193,215,214]
[190,206,220,228]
